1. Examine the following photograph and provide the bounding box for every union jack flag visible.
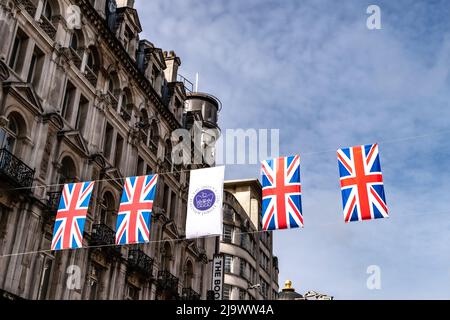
[116,175,158,245]
[261,155,303,231]
[51,182,95,251]
[337,143,388,223]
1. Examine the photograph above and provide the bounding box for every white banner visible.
[186,166,225,239]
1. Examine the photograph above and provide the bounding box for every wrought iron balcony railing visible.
[181,287,201,301]
[120,108,132,122]
[157,270,179,292]
[68,47,83,69]
[0,148,34,189]
[17,0,37,18]
[108,91,119,109]
[128,249,153,277]
[91,223,115,246]
[38,15,57,41]
[84,65,98,87]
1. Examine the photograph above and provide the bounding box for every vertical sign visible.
[212,254,224,300]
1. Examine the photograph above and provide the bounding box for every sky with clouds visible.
[135,0,450,299]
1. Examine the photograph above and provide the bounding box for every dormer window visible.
[151,65,159,86]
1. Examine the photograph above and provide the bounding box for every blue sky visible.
[135,0,450,299]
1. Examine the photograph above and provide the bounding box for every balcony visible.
[128,249,153,278]
[84,66,98,87]
[91,223,115,246]
[181,288,201,301]
[120,108,132,122]
[38,15,57,41]
[157,270,179,292]
[0,148,34,189]
[68,47,83,69]
[17,0,37,18]
[149,140,158,154]
[107,91,119,109]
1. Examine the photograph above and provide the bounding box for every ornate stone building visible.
[0,0,221,300]
[221,179,279,300]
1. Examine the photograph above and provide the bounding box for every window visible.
[126,285,140,300]
[103,123,113,159]
[136,157,144,176]
[42,0,52,20]
[62,81,76,122]
[170,192,177,220]
[223,225,233,243]
[223,284,231,300]
[151,65,159,86]
[9,28,29,73]
[163,184,170,215]
[149,120,159,150]
[114,135,124,169]
[27,46,45,87]
[100,192,116,227]
[76,95,89,135]
[37,256,53,300]
[239,258,247,279]
[239,289,246,301]
[70,33,78,50]
[224,255,233,273]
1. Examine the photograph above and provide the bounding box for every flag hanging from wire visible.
[51,182,95,251]
[186,166,225,239]
[116,175,159,245]
[337,143,388,223]
[261,155,303,231]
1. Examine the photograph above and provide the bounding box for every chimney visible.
[163,51,181,83]
[116,0,135,8]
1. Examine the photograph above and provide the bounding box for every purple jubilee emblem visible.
[193,189,216,211]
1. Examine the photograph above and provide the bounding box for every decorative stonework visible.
[0,60,9,81]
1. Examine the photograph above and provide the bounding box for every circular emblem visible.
[193,189,216,211]
[190,186,220,215]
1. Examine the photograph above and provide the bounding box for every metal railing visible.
[128,249,153,277]
[39,15,57,41]
[17,0,37,18]
[91,223,115,246]
[0,148,34,188]
[181,287,201,301]
[157,270,179,292]
[84,65,98,87]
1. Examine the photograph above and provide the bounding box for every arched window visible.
[120,88,133,122]
[183,260,194,289]
[3,112,27,155]
[165,139,172,162]
[42,0,52,20]
[58,156,77,184]
[148,120,159,151]
[161,242,172,271]
[70,33,78,50]
[85,46,100,87]
[100,191,116,227]
[5,116,18,152]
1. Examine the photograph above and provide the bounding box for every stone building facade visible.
[221,179,279,300]
[0,0,220,300]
